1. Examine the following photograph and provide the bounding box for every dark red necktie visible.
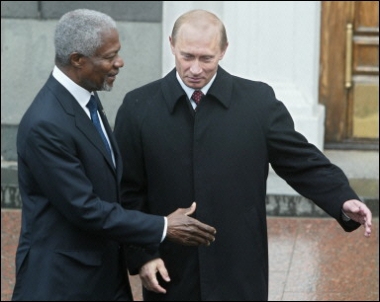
[192,90,204,106]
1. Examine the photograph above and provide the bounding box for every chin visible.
[101,83,113,91]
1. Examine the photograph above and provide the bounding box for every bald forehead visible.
[177,20,220,38]
[172,10,226,49]
[184,10,219,21]
[179,10,221,30]
[171,10,228,50]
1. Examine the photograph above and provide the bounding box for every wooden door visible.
[319,1,379,150]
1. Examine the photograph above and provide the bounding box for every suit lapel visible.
[46,76,116,174]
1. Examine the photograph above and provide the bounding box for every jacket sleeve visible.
[261,84,361,232]
[22,113,164,245]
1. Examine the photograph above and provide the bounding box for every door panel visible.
[352,83,378,138]
[319,1,379,149]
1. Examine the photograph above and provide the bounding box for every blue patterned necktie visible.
[86,95,112,158]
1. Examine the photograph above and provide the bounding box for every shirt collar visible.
[52,66,93,109]
[176,72,216,101]
[162,67,233,114]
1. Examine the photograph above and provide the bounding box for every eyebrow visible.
[180,51,215,58]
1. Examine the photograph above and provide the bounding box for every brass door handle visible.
[345,23,353,89]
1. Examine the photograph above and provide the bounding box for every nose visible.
[190,60,202,75]
[114,55,124,68]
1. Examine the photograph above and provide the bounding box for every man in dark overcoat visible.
[114,9,372,301]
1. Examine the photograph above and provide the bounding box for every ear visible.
[169,36,175,55]
[219,42,229,60]
[70,52,86,68]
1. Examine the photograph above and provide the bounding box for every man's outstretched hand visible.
[166,202,216,246]
[342,199,372,237]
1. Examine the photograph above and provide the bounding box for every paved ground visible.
[2,209,378,301]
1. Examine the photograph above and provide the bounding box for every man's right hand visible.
[166,202,216,246]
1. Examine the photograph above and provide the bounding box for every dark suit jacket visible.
[114,66,360,301]
[12,75,165,301]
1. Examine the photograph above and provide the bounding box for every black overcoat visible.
[114,67,360,301]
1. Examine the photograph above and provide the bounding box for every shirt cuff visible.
[341,210,351,221]
[161,217,168,242]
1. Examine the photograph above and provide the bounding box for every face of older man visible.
[80,28,124,92]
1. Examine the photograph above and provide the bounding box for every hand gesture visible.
[166,202,216,246]
[342,199,372,237]
[139,258,169,294]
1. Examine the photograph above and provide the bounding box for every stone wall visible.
[1,1,163,161]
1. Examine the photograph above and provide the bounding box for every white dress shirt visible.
[52,66,115,166]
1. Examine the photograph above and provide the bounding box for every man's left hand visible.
[342,199,372,237]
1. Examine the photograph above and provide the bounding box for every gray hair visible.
[54,9,117,66]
